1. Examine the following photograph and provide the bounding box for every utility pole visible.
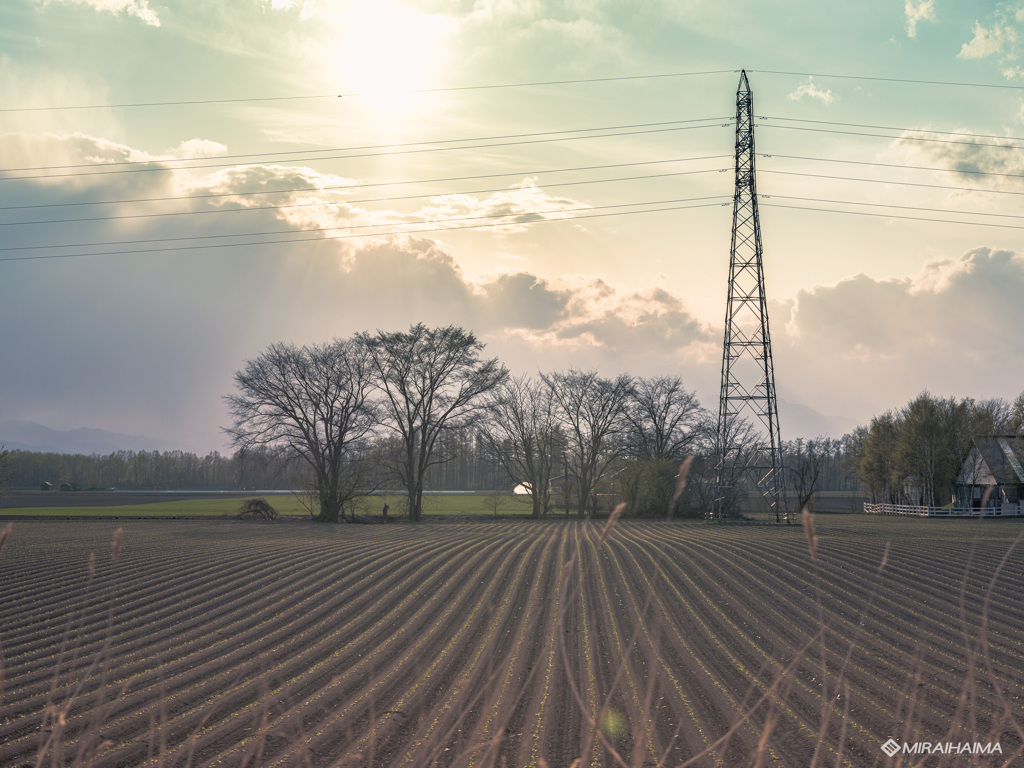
[711,70,788,523]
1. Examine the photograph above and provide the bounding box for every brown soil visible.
[0,517,1022,767]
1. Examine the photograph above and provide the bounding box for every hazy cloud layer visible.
[774,247,1024,417]
[37,0,161,26]
[6,132,1024,450]
[884,128,1024,196]
[0,132,713,450]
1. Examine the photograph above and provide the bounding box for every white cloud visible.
[12,132,1023,448]
[904,0,936,38]
[419,180,590,233]
[958,20,1014,59]
[38,0,160,27]
[773,247,1024,419]
[786,77,838,105]
[168,139,228,160]
[888,127,1024,192]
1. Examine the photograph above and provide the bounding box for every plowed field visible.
[1,517,1022,767]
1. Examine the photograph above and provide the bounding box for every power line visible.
[0,195,729,251]
[761,201,1024,230]
[0,198,731,263]
[0,116,729,174]
[762,116,1024,144]
[751,69,1024,91]
[760,153,1024,181]
[0,155,730,212]
[761,168,1024,197]
[0,167,729,232]
[762,124,1024,151]
[762,193,1024,221]
[0,122,730,182]
[0,69,736,112]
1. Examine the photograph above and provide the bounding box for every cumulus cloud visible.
[774,247,1024,419]
[786,77,838,105]
[0,131,717,449]
[420,180,589,233]
[887,127,1024,193]
[905,0,936,38]
[168,139,229,160]
[38,0,160,26]
[959,20,1015,59]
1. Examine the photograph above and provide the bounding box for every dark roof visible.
[973,436,1024,485]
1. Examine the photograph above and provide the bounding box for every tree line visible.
[222,323,878,522]
[6,323,1019,519]
[850,391,1024,506]
[2,446,297,493]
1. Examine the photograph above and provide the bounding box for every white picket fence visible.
[864,502,1024,518]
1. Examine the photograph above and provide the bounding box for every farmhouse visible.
[955,435,1024,510]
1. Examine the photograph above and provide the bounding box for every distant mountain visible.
[777,399,857,441]
[0,420,185,455]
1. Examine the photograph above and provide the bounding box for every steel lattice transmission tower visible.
[710,70,789,523]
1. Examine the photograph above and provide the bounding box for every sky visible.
[2,0,1024,453]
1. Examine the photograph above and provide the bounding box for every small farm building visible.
[955,436,1024,509]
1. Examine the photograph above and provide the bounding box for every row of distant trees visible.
[221,324,870,521]
[6,324,1020,518]
[224,324,714,521]
[850,391,1024,506]
[2,445,294,493]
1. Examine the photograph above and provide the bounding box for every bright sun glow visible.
[333,0,447,114]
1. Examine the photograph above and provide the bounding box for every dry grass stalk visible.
[670,456,694,509]
[0,522,11,557]
[802,507,817,562]
[598,502,626,548]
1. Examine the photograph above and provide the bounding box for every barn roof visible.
[972,436,1024,485]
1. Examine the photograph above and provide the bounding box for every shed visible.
[40,481,53,491]
[955,436,1024,508]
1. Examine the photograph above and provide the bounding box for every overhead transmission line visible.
[7,67,1021,114]
[750,69,1024,90]
[761,169,1024,198]
[0,155,730,212]
[759,153,1024,181]
[761,194,1024,222]
[762,116,1024,143]
[0,69,736,112]
[760,201,1024,231]
[0,116,729,174]
[0,197,732,263]
[0,194,730,252]
[0,120,729,181]
[0,166,730,230]
[761,123,1024,150]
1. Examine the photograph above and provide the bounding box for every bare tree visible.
[361,324,507,521]
[696,411,759,518]
[482,375,562,518]
[786,437,830,512]
[542,369,633,517]
[225,337,377,523]
[624,376,703,461]
[617,376,705,518]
